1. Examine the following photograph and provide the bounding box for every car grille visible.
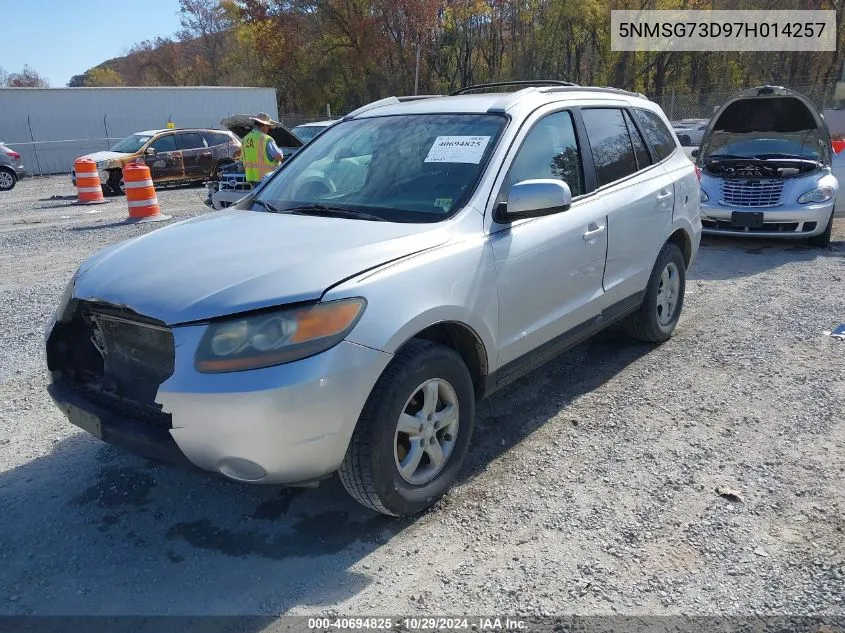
[90,311,175,387]
[56,303,176,429]
[720,180,783,207]
[701,219,804,233]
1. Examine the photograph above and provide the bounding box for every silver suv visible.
[45,81,701,516]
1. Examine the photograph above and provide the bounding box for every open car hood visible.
[220,115,303,149]
[699,86,832,166]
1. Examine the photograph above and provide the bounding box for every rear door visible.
[144,133,183,181]
[177,131,212,179]
[580,107,675,299]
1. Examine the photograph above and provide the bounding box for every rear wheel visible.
[808,212,833,248]
[624,242,686,342]
[339,340,475,516]
[107,171,125,196]
[0,168,16,191]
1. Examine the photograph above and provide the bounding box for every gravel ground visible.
[0,175,843,618]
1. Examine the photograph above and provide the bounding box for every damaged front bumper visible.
[46,303,392,485]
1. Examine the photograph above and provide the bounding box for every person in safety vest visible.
[242,113,284,187]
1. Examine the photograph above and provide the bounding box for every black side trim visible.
[47,380,198,470]
[482,291,645,398]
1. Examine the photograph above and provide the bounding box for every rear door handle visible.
[583,224,606,242]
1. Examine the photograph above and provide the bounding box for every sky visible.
[3,0,184,87]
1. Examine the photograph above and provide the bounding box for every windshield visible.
[703,96,827,162]
[254,114,507,222]
[110,134,152,153]
[707,137,822,160]
[292,125,328,143]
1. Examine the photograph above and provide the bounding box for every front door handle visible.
[583,224,606,242]
[657,190,673,200]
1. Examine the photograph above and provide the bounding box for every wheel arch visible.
[398,321,489,400]
[668,227,693,268]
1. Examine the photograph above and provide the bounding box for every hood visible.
[220,115,303,150]
[73,210,449,324]
[80,150,132,163]
[699,86,831,166]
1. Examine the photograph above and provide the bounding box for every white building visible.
[0,86,278,175]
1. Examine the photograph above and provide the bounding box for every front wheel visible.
[808,212,833,248]
[339,340,475,516]
[624,241,686,342]
[107,171,125,196]
[0,168,16,191]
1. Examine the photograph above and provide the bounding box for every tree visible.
[5,65,49,87]
[82,67,125,86]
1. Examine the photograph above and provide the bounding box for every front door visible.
[177,131,213,179]
[488,109,608,371]
[144,133,183,182]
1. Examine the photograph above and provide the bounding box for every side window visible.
[150,134,177,153]
[635,109,677,161]
[177,132,207,150]
[623,110,652,169]
[502,110,584,200]
[203,132,230,146]
[581,108,639,186]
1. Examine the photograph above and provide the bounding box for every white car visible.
[47,81,701,516]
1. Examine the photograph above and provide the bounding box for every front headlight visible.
[194,298,366,373]
[797,186,835,204]
[700,190,709,202]
[95,160,107,170]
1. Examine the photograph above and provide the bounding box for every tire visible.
[339,339,475,516]
[624,241,686,342]
[808,212,833,248]
[0,168,16,191]
[107,171,125,196]
[212,161,234,181]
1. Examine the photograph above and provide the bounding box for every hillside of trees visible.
[68,0,845,116]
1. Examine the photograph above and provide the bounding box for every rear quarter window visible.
[635,109,677,161]
[581,108,640,187]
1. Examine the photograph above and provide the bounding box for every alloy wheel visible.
[656,261,681,326]
[394,378,460,485]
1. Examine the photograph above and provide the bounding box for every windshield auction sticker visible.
[611,10,836,51]
[425,136,491,164]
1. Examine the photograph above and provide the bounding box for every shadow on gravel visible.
[462,330,654,483]
[690,235,844,281]
[0,331,652,614]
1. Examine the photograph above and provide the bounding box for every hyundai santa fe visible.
[45,81,701,517]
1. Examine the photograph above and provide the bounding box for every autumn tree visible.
[5,65,49,87]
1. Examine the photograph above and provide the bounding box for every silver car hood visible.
[73,210,450,324]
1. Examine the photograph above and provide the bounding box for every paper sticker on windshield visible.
[434,197,453,212]
[425,136,490,164]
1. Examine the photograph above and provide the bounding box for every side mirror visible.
[145,147,157,156]
[495,179,572,223]
[690,149,699,159]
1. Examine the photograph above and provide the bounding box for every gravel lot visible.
[1,175,843,618]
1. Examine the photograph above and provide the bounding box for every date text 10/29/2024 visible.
[308,617,527,631]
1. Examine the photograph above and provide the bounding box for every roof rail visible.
[540,85,646,99]
[450,80,577,96]
[343,94,443,120]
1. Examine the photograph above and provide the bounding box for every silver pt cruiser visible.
[46,81,701,516]
[698,85,840,247]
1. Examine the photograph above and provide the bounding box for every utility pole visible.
[414,39,421,96]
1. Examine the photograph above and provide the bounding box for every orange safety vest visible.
[242,129,280,182]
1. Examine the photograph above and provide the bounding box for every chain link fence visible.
[650,83,836,122]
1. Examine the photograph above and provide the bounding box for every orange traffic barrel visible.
[74,158,107,205]
[122,164,170,223]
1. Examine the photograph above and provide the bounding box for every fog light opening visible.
[217,458,267,482]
